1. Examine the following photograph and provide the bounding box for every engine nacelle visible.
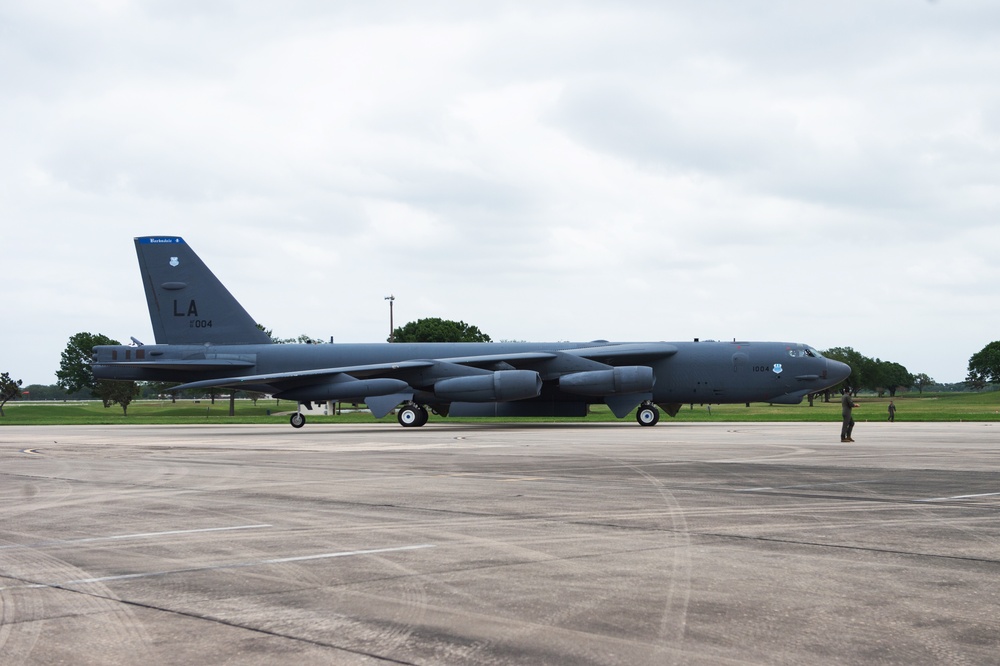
[434,370,542,403]
[558,366,655,396]
[275,377,410,402]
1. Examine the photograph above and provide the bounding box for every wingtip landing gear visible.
[636,403,660,426]
[290,412,306,428]
[397,403,429,427]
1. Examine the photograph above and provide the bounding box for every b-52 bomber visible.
[92,237,851,428]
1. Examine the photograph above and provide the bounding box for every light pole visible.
[385,295,395,342]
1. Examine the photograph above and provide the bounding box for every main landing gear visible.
[636,402,660,426]
[397,403,429,428]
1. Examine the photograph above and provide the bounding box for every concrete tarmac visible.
[1,421,999,665]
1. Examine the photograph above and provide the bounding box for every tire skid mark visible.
[0,579,43,666]
[0,548,153,664]
[601,455,692,646]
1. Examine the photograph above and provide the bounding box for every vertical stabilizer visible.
[135,236,272,345]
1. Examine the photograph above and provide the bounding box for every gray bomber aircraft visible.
[92,236,851,428]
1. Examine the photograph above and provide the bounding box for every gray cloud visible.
[2,1,999,384]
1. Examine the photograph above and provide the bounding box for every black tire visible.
[290,413,306,428]
[398,405,424,427]
[636,405,659,426]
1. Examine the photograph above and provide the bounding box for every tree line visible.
[821,347,932,397]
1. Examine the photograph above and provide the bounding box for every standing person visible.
[841,389,859,442]
[888,400,896,422]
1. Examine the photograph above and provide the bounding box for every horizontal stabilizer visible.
[93,359,256,372]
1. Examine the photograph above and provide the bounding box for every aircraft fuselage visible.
[93,339,843,414]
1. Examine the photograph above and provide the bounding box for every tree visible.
[874,360,912,397]
[1,372,23,416]
[258,323,326,344]
[823,347,862,393]
[57,332,140,411]
[912,373,934,395]
[256,323,275,340]
[287,334,327,344]
[99,380,142,416]
[967,341,1000,389]
[20,384,86,400]
[824,347,913,396]
[391,318,492,343]
[56,332,119,394]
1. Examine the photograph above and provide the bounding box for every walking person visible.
[888,400,896,422]
[841,389,859,442]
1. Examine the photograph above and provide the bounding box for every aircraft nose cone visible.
[827,359,851,384]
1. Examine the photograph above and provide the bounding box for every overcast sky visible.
[2,1,998,386]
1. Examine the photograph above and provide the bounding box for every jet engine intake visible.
[558,366,655,396]
[434,370,542,403]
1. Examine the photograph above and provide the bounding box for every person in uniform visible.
[841,390,859,442]
[888,400,896,422]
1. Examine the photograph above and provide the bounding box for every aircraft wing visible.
[424,351,557,369]
[166,343,680,421]
[432,343,677,368]
[168,343,678,393]
[565,342,679,360]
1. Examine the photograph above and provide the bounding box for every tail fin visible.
[135,236,272,345]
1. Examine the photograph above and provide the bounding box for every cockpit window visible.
[788,346,822,358]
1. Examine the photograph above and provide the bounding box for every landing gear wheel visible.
[636,404,660,426]
[290,413,306,428]
[415,405,429,427]
[398,404,428,428]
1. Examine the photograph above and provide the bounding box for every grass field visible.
[2,391,998,426]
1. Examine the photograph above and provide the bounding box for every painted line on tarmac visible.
[915,492,1000,503]
[1,544,436,591]
[78,524,274,542]
[0,524,273,551]
[737,480,880,492]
